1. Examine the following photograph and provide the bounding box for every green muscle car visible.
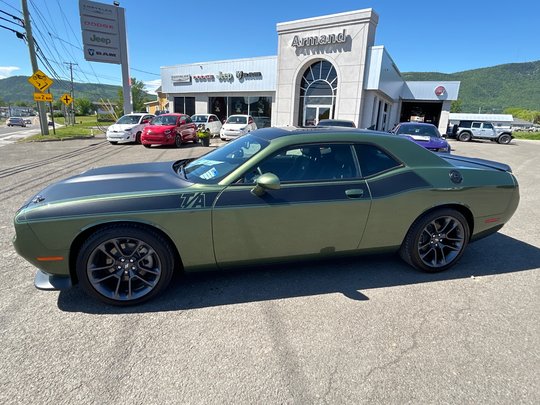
[13,128,520,305]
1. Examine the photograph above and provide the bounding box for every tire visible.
[109,141,118,145]
[175,135,182,148]
[135,131,142,144]
[497,134,512,144]
[143,144,151,148]
[76,224,176,306]
[400,208,470,273]
[458,132,472,142]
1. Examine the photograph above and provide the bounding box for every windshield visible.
[397,124,441,138]
[191,115,208,123]
[182,135,269,184]
[116,115,142,125]
[226,116,247,124]
[151,115,178,126]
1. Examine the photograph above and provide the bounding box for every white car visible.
[220,115,257,141]
[191,114,222,137]
[106,113,154,144]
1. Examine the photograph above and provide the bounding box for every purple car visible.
[391,122,450,153]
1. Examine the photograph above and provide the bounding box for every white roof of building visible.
[449,113,513,122]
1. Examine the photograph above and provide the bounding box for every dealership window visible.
[298,60,338,127]
[174,97,195,115]
[209,96,272,127]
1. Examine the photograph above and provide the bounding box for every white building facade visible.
[161,8,460,134]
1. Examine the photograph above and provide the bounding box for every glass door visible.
[303,105,332,127]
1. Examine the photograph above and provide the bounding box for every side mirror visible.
[251,172,280,196]
[179,120,186,125]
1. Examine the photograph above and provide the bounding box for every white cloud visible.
[0,66,20,79]
[143,79,161,95]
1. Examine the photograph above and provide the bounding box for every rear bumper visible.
[34,269,72,291]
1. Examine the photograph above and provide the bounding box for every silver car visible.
[6,117,26,127]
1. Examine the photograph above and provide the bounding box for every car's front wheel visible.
[497,134,512,144]
[109,141,118,145]
[135,131,142,144]
[175,135,182,148]
[400,209,470,273]
[76,224,175,306]
[458,132,472,142]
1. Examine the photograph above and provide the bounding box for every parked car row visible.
[106,113,259,146]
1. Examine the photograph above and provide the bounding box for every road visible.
[0,124,42,147]
[0,136,538,404]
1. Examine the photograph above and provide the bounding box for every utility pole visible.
[21,0,48,135]
[64,62,77,126]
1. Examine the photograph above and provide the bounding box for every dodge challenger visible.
[13,127,519,305]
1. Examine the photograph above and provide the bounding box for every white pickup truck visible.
[449,121,513,144]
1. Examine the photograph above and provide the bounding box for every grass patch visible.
[24,116,114,142]
[512,131,540,141]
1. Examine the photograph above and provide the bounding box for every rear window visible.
[354,144,401,177]
[459,121,472,128]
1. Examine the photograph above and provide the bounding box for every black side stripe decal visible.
[368,171,431,198]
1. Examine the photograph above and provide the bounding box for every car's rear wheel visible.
[76,224,175,306]
[497,134,512,144]
[458,132,472,142]
[175,135,182,148]
[400,209,469,273]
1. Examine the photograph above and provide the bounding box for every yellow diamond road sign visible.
[33,92,53,102]
[28,69,53,92]
[61,93,73,106]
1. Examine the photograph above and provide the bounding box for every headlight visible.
[125,127,133,132]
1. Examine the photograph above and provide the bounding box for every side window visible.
[354,144,401,178]
[459,121,472,128]
[244,144,357,183]
[483,123,493,129]
[472,122,482,129]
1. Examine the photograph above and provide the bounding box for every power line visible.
[0,1,22,16]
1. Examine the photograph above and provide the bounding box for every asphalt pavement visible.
[0,135,538,404]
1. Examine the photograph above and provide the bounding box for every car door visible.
[212,143,372,265]
[481,122,496,139]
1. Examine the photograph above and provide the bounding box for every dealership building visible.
[160,8,460,133]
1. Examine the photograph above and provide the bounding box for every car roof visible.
[250,126,391,140]
[397,122,437,127]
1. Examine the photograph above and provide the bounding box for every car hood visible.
[23,161,193,208]
[144,124,175,133]
[108,123,138,132]
[222,123,246,130]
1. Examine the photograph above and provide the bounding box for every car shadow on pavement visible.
[57,233,540,314]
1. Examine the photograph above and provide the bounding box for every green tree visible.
[115,77,150,116]
[75,97,94,116]
[15,101,30,107]
[450,99,462,113]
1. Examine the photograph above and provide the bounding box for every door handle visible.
[345,189,364,199]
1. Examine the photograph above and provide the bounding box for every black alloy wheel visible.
[76,224,175,306]
[135,131,142,144]
[175,135,182,148]
[400,209,470,273]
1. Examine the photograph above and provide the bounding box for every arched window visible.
[298,60,338,126]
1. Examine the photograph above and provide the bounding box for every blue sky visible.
[0,0,539,93]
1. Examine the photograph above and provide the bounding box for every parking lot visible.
[0,135,538,404]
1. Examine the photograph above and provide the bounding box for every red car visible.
[141,113,197,148]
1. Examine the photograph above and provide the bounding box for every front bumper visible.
[34,269,72,291]
[106,131,134,143]
[220,131,245,141]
